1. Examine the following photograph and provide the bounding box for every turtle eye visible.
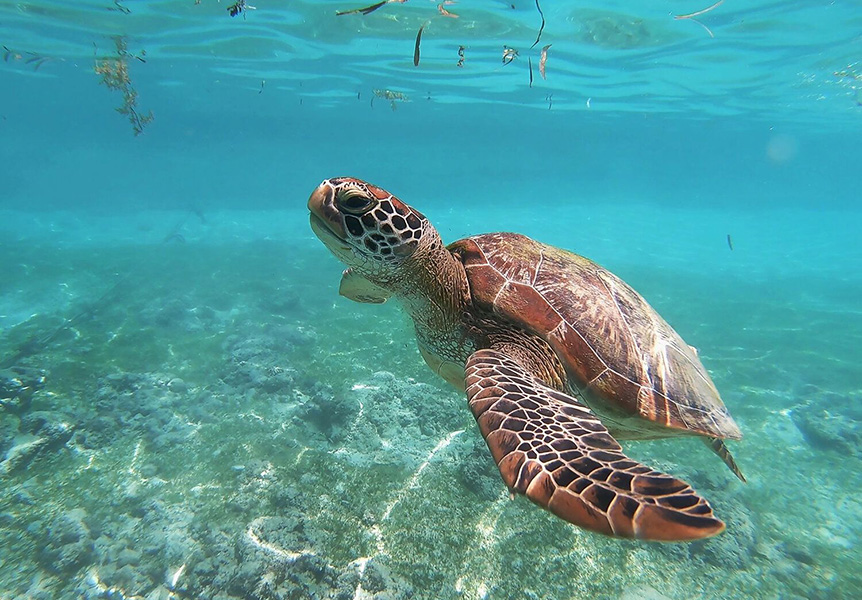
[336,191,375,215]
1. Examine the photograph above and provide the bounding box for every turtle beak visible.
[308,180,347,241]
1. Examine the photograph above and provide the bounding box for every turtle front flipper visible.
[465,349,725,542]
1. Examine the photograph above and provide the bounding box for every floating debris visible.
[373,89,408,101]
[833,66,862,81]
[530,0,545,49]
[3,46,55,71]
[373,88,409,111]
[108,0,131,14]
[674,0,723,38]
[93,37,153,135]
[456,45,465,67]
[437,2,458,18]
[539,44,551,79]
[336,0,406,17]
[227,0,256,18]
[414,22,427,67]
[502,45,518,65]
[726,234,734,251]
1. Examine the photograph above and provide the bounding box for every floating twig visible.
[336,0,405,17]
[674,0,723,38]
[414,22,427,67]
[530,0,545,49]
[539,44,551,79]
[674,0,723,20]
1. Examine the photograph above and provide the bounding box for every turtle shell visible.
[450,232,741,441]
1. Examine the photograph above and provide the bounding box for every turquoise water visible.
[1,1,861,598]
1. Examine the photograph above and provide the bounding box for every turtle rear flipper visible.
[465,349,725,542]
[704,437,746,482]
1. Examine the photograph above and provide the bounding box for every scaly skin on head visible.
[307,177,474,366]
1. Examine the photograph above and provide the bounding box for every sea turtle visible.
[308,177,744,542]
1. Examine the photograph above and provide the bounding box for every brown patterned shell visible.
[450,232,741,441]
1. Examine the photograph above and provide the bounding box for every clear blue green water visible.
[1,1,860,598]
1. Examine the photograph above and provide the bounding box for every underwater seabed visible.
[0,207,860,600]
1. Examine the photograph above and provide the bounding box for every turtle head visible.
[308,177,432,279]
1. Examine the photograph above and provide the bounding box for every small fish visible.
[726,234,734,251]
[456,45,465,68]
[528,57,533,87]
[227,0,256,18]
[110,0,131,14]
[546,93,553,110]
[259,79,265,94]
[539,44,551,79]
[502,45,518,65]
[414,23,426,67]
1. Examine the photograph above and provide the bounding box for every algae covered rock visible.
[0,366,47,415]
[792,405,862,457]
[0,411,74,475]
[38,508,94,574]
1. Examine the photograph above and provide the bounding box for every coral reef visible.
[0,238,858,599]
